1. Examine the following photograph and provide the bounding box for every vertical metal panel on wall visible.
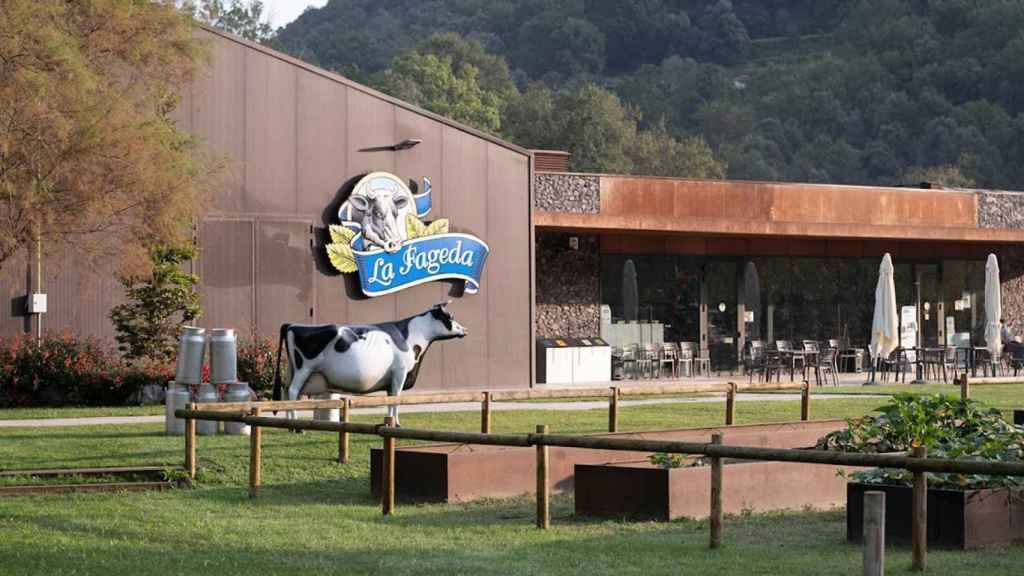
[0,262,29,337]
[442,126,489,389]
[244,49,297,214]
[393,108,445,390]
[198,219,255,333]
[256,220,313,338]
[296,70,349,325]
[42,249,124,341]
[344,89,396,326]
[487,144,531,389]
[192,37,247,213]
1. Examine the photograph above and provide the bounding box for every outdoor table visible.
[971,346,989,377]
[775,349,805,380]
[840,348,865,373]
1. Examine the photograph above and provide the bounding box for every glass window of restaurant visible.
[599,252,991,373]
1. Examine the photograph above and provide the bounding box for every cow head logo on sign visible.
[325,172,489,297]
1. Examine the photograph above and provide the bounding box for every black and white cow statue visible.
[272,302,466,425]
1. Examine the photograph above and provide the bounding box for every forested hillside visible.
[274,0,1024,190]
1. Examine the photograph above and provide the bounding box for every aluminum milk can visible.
[222,382,252,436]
[174,326,206,385]
[165,381,191,435]
[209,328,238,384]
[196,383,220,436]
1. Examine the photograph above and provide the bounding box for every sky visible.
[262,0,328,30]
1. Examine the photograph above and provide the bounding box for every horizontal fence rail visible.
[202,380,807,413]
[175,409,1024,478]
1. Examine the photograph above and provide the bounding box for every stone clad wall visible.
[534,173,599,213]
[1001,246,1024,332]
[535,233,600,338]
[978,191,1024,229]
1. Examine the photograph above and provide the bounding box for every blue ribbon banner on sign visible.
[325,172,490,297]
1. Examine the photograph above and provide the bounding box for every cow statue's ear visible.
[348,194,369,211]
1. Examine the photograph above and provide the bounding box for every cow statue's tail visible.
[272,324,290,407]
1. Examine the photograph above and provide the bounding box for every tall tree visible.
[183,0,275,43]
[371,51,503,134]
[0,0,214,273]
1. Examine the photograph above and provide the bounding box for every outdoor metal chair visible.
[744,340,765,383]
[809,346,839,386]
[621,344,640,380]
[676,343,694,378]
[975,348,1002,378]
[684,340,708,377]
[658,343,679,379]
[640,343,659,379]
[775,340,805,380]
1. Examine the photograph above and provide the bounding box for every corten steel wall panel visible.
[344,90,397,326]
[256,220,313,337]
[295,72,349,326]
[442,127,489,389]
[198,219,254,333]
[393,108,445,389]
[244,50,297,214]
[487,144,531,388]
[579,176,995,242]
[41,250,124,341]
[192,36,246,213]
[295,71,348,216]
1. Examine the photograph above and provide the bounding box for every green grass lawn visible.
[2,398,1022,575]
[810,382,1024,412]
[0,405,164,420]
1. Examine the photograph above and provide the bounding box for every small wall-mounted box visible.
[27,293,47,314]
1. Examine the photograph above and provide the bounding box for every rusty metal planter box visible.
[846,483,1024,549]
[574,459,855,521]
[369,419,847,503]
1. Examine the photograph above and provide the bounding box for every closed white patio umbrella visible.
[985,254,1002,359]
[869,253,898,381]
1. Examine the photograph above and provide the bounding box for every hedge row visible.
[0,333,283,408]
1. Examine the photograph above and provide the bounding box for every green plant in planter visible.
[818,393,1024,489]
[648,453,708,469]
[649,452,684,468]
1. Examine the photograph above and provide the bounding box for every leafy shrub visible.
[237,336,284,396]
[818,394,1024,489]
[110,245,201,364]
[0,334,174,407]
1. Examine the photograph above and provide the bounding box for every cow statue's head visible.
[427,301,466,341]
[346,175,414,253]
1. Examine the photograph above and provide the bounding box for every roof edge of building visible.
[196,24,532,158]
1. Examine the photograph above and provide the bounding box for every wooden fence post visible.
[382,416,396,516]
[536,424,550,529]
[911,446,928,572]
[801,382,811,421]
[709,432,723,549]
[481,392,492,434]
[864,490,886,576]
[338,398,350,464]
[185,402,197,480]
[960,374,970,401]
[248,407,262,498]
[725,383,736,426]
[608,387,619,433]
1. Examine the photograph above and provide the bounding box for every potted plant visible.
[820,394,1024,548]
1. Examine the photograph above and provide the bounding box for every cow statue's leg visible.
[386,369,408,427]
[286,366,313,427]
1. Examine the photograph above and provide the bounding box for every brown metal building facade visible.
[0,28,535,392]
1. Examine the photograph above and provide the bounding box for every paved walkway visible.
[0,392,888,428]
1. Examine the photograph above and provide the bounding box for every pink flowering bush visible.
[0,333,173,407]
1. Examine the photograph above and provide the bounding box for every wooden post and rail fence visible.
[177,402,1024,572]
